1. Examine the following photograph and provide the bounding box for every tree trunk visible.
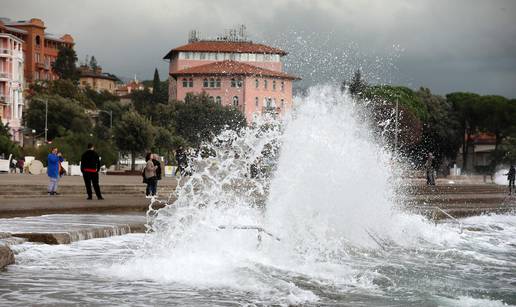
[131,151,136,171]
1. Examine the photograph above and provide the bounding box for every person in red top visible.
[80,143,104,200]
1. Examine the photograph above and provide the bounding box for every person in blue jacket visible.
[47,147,64,195]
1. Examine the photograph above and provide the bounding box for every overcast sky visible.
[3,0,516,97]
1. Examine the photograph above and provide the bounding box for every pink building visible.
[164,39,300,122]
[0,32,24,144]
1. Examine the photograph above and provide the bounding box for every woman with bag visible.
[144,152,157,197]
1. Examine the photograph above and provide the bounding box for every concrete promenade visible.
[0,173,178,217]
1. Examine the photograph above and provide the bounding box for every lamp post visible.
[31,129,36,147]
[32,97,49,143]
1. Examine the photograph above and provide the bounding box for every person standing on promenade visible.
[80,143,104,200]
[506,164,515,195]
[425,153,435,185]
[47,147,64,195]
[174,146,187,176]
[143,152,157,197]
[152,153,162,195]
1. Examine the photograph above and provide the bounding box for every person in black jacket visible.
[152,153,162,185]
[81,143,104,200]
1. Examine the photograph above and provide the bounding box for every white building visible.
[0,33,24,144]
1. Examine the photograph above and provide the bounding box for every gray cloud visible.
[3,0,516,97]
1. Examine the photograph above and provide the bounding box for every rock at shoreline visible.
[0,244,15,268]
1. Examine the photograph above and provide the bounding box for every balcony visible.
[36,62,46,69]
[0,48,11,57]
[0,94,9,105]
[262,106,280,114]
[0,72,11,80]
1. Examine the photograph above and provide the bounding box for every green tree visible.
[24,94,92,141]
[0,123,20,158]
[446,92,482,171]
[415,87,462,170]
[152,68,161,103]
[113,111,156,170]
[175,93,247,146]
[52,46,79,81]
[89,55,98,71]
[343,69,368,97]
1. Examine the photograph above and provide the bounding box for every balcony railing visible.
[0,72,11,80]
[262,106,280,114]
[0,94,9,105]
[0,48,11,56]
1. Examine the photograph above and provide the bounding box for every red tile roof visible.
[170,60,300,80]
[163,41,287,59]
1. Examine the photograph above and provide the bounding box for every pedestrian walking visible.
[152,153,162,194]
[425,153,435,186]
[47,147,64,195]
[80,143,104,200]
[174,146,187,176]
[143,152,157,196]
[506,164,515,195]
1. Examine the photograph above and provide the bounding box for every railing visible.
[262,106,280,114]
[0,48,11,56]
[433,206,463,234]
[0,94,9,105]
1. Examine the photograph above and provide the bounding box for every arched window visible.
[188,78,194,87]
[182,78,188,87]
[215,96,222,104]
[35,35,41,46]
[273,80,276,91]
[215,78,221,88]
[255,97,259,108]
[203,78,209,87]
[231,78,236,87]
[209,78,215,88]
[255,79,259,89]
[232,96,239,107]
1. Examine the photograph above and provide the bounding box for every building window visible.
[255,79,259,89]
[209,96,214,103]
[264,79,268,90]
[35,35,41,46]
[215,78,221,88]
[273,80,276,91]
[232,96,239,107]
[215,96,221,104]
[249,53,256,61]
[264,54,271,61]
[188,78,194,87]
[257,54,264,62]
[255,97,259,108]
[200,52,206,60]
[209,78,215,88]
[236,79,243,88]
[281,81,285,92]
[203,78,209,88]
[182,78,188,87]
[266,98,272,108]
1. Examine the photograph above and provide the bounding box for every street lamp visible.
[31,129,36,147]
[32,97,48,143]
